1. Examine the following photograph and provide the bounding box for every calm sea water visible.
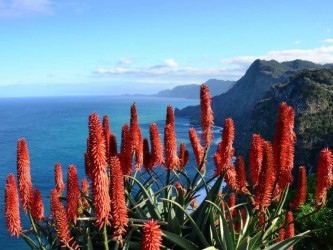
[0,95,221,249]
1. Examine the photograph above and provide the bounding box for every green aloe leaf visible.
[236,206,250,247]
[127,175,161,219]
[162,198,210,248]
[208,207,224,249]
[237,236,250,250]
[167,207,182,235]
[20,233,39,249]
[263,188,289,239]
[86,229,94,250]
[122,229,133,250]
[205,200,235,250]
[162,230,200,250]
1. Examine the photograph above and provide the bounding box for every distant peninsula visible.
[152,79,235,99]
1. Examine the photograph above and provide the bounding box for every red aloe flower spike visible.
[236,156,248,193]
[189,128,205,171]
[213,153,222,173]
[164,123,179,171]
[17,138,33,214]
[141,220,162,250]
[130,103,138,129]
[81,178,90,210]
[254,141,275,211]
[88,113,111,228]
[120,123,133,176]
[285,211,295,246]
[178,142,189,170]
[134,127,144,170]
[273,103,296,191]
[200,84,214,148]
[213,118,235,176]
[249,134,264,187]
[130,103,139,150]
[166,105,175,128]
[110,156,128,237]
[143,138,153,171]
[5,174,22,237]
[290,166,307,210]
[277,224,285,242]
[92,164,111,229]
[50,188,59,218]
[110,133,118,157]
[66,165,80,224]
[54,163,65,194]
[103,115,111,163]
[225,165,239,192]
[88,113,107,169]
[315,148,333,208]
[150,123,164,167]
[130,103,144,170]
[53,195,78,249]
[164,105,178,171]
[31,188,44,221]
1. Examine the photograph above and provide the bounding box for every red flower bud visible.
[200,84,214,147]
[5,174,21,237]
[141,220,162,250]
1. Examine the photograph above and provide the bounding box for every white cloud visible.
[118,58,133,65]
[95,45,333,86]
[0,0,85,18]
[0,0,52,17]
[95,58,241,84]
[164,58,178,68]
[323,38,333,43]
[220,46,333,75]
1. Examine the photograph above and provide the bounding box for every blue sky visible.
[1,0,333,96]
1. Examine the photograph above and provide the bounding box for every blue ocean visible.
[0,95,221,249]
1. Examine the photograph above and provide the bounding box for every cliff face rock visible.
[154,79,235,99]
[249,69,333,170]
[175,59,332,152]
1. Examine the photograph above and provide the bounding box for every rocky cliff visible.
[175,59,333,159]
[249,69,333,170]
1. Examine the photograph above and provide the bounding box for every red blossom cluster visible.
[164,106,180,171]
[141,220,162,250]
[213,118,235,176]
[315,148,333,207]
[189,128,205,170]
[5,174,21,237]
[4,84,333,249]
[290,166,307,210]
[200,84,214,148]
